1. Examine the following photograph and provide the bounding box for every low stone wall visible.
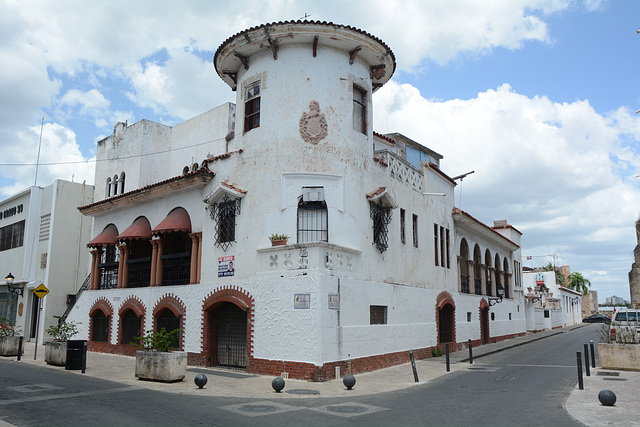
[598,343,640,371]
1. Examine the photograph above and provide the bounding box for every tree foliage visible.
[541,262,564,286]
[566,272,591,295]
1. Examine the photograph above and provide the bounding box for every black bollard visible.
[577,352,584,390]
[584,344,590,377]
[445,344,450,372]
[590,340,596,368]
[468,339,473,364]
[82,341,87,374]
[409,350,419,383]
[17,336,23,361]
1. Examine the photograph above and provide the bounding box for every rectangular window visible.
[446,228,450,268]
[353,85,366,134]
[370,305,387,325]
[0,220,25,252]
[434,224,439,266]
[400,209,406,244]
[412,214,418,247]
[467,312,472,322]
[244,82,260,132]
[440,226,445,267]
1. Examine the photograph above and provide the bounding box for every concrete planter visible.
[0,336,21,356]
[135,350,187,382]
[45,341,67,366]
[598,343,640,371]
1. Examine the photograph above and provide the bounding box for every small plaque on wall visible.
[294,293,310,309]
[328,294,340,310]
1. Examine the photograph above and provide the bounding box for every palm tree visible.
[542,262,564,286]
[567,272,591,295]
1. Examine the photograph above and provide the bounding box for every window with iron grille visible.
[297,199,328,243]
[244,82,260,132]
[370,305,387,325]
[353,85,366,134]
[160,232,191,286]
[412,214,418,247]
[370,201,392,253]
[208,195,241,251]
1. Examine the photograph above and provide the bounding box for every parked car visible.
[582,313,611,324]
[609,309,640,343]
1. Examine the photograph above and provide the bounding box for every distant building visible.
[0,180,94,342]
[522,271,581,330]
[581,290,599,317]
[605,295,628,306]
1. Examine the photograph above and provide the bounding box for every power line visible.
[0,133,233,167]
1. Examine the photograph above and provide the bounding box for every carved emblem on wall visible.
[299,101,328,144]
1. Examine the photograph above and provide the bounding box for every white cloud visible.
[373,80,640,298]
[0,123,95,197]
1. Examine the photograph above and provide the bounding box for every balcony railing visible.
[373,149,424,192]
[257,242,361,273]
[127,257,151,288]
[461,276,470,294]
[161,252,190,286]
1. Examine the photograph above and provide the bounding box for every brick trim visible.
[117,296,146,345]
[435,290,456,346]
[88,297,114,345]
[152,294,186,350]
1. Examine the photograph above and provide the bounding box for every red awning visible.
[87,224,119,247]
[117,217,151,242]
[152,208,192,236]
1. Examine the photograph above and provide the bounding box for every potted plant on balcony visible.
[269,234,288,246]
[134,328,186,382]
[44,315,80,366]
[0,318,23,357]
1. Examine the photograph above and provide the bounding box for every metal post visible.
[81,341,87,374]
[17,336,23,361]
[583,344,590,377]
[34,298,42,360]
[576,352,584,390]
[468,339,473,364]
[590,340,595,368]
[409,350,419,383]
[445,344,450,372]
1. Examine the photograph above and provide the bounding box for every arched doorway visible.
[439,303,455,343]
[480,304,490,344]
[209,302,247,369]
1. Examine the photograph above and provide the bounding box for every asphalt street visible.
[1,324,635,426]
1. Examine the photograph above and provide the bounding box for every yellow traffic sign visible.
[33,283,49,299]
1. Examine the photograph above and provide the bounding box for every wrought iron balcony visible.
[461,275,470,294]
[474,278,482,295]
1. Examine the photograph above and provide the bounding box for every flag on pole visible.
[526,256,532,260]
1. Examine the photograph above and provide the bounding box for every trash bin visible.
[65,340,86,370]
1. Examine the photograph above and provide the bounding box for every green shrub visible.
[135,328,182,352]
[46,315,80,341]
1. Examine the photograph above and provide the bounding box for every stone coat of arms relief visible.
[299,101,328,144]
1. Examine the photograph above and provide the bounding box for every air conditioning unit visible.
[302,187,324,202]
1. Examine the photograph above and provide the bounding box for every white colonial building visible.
[66,21,525,380]
[0,180,94,343]
[522,270,582,331]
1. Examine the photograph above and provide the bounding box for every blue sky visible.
[1,0,639,302]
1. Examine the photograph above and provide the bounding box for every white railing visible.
[374,149,424,192]
[257,242,361,273]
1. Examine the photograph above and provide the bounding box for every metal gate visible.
[213,303,247,369]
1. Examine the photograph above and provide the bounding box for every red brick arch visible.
[199,286,255,369]
[89,298,114,346]
[435,291,456,346]
[152,294,186,350]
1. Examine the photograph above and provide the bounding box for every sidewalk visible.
[4,326,638,426]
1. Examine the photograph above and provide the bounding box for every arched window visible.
[91,310,110,342]
[112,174,119,196]
[156,308,180,349]
[297,194,328,243]
[473,244,482,295]
[182,166,190,175]
[106,177,112,197]
[459,239,470,293]
[485,249,493,296]
[120,309,141,345]
[119,172,125,194]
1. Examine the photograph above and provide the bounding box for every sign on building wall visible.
[218,255,235,277]
[294,293,310,309]
[328,294,340,310]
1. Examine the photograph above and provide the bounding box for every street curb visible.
[458,330,566,363]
